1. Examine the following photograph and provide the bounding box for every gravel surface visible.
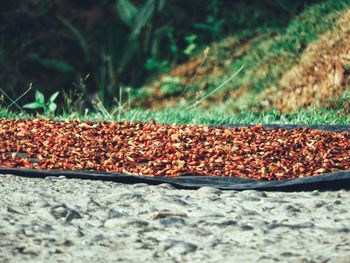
[1,174,350,263]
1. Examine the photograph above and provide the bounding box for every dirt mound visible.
[136,6,350,114]
[264,10,350,112]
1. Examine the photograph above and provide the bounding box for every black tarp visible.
[1,124,349,191]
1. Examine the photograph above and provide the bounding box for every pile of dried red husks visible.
[0,119,349,180]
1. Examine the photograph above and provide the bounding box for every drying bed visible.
[0,119,349,190]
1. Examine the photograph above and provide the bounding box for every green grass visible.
[1,106,349,126]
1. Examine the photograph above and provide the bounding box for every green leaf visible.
[185,34,197,43]
[35,90,45,105]
[133,0,155,35]
[116,0,137,28]
[48,102,57,113]
[157,0,166,11]
[23,102,43,110]
[28,54,74,74]
[119,34,139,71]
[40,59,74,74]
[49,91,60,103]
[184,43,197,56]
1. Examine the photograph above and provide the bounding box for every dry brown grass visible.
[264,10,350,113]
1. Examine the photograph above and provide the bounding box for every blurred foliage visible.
[0,0,321,110]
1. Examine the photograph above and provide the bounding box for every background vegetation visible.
[0,0,349,124]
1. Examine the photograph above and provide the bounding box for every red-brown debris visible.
[0,119,349,180]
